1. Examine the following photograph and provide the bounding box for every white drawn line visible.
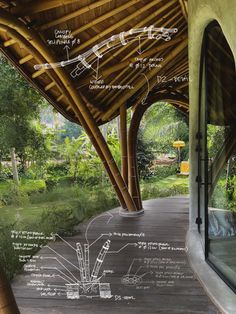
[41,266,76,284]
[45,245,81,271]
[108,243,136,254]
[54,233,76,251]
[140,73,150,105]
[89,233,110,247]
[85,212,113,244]
[56,275,72,284]
[35,27,178,70]
[127,258,138,275]
[135,265,144,275]
[42,256,79,282]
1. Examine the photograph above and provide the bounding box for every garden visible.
[0,56,189,280]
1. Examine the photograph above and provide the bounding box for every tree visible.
[0,56,47,182]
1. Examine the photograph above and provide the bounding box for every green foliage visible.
[0,166,12,181]
[1,184,29,206]
[0,180,46,206]
[149,164,178,180]
[207,125,226,159]
[40,207,79,236]
[59,119,82,141]
[137,129,155,179]
[58,130,120,186]
[141,175,189,200]
[0,221,21,280]
[0,183,119,280]
[141,102,189,158]
[210,176,236,212]
[0,56,50,177]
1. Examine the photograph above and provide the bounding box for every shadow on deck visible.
[12,197,219,314]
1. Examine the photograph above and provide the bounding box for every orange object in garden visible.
[180,161,190,175]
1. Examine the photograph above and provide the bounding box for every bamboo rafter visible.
[102,22,186,106]
[100,38,188,120]
[70,0,166,57]
[92,6,182,102]
[40,0,142,32]
[11,0,79,16]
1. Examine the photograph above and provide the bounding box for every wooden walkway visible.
[12,197,219,314]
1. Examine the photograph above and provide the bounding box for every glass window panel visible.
[204,22,236,292]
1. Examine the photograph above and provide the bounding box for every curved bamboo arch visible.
[128,92,189,209]
[0,8,137,213]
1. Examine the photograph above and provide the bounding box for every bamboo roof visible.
[0,0,188,125]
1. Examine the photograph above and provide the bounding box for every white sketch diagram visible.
[16,211,189,301]
[24,212,139,300]
[34,26,178,81]
[121,258,150,287]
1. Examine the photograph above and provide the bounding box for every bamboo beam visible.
[11,0,78,16]
[106,29,188,121]
[120,104,128,187]
[0,266,20,313]
[0,9,137,212]
[70,0,164,56]
[19,54,33,64]
[56,94,64,102]
[101,38,188,121]
[45,81,56,91]
[3,38,15,47]
[32,68,45,78]
[79,35,186,86]
[39,0,136,31]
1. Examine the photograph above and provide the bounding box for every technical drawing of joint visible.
[34,26,178,79]
[121,259,149,287]
[67,240,112,300]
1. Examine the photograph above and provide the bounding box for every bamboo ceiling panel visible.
[0,0,189,125]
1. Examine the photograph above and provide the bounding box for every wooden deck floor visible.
[12,197,219,314]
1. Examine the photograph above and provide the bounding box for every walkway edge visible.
[186,230,236,314]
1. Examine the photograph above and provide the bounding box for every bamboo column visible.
[0,267,20,314]
[128,111,143,210]
[120,104,128,187]
[128,92,189,210]
[76,111,127,209]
